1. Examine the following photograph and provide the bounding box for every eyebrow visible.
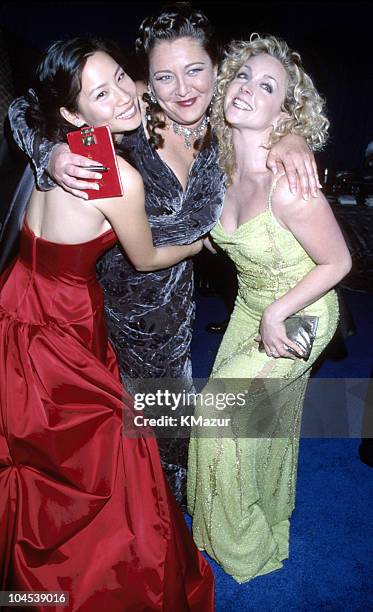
[88,64,123,96]
[153,61,206,75]
[263,74,277,83]
[242,65,278,84]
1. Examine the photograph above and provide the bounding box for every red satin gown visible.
[0,220,214,611]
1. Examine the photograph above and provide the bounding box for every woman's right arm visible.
[259,181,351,358]
[9,95,101,198]
[93,156,202,270]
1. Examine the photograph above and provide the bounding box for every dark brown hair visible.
[26,38,126,142]
[135,2,219,150]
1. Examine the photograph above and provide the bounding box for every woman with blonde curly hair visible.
[188,34,352,583]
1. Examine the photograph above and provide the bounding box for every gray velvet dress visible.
[8,97,225,507]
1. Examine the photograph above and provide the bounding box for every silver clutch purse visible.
[284,315,319,360]
[258,314,319,360]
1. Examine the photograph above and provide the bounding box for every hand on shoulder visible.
[270,174,351,276]
[271,174,328,230]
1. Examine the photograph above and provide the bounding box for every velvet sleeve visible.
[8,94,56,190]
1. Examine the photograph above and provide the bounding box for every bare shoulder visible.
[90,156,144,215]
[271,174,331,226]
[271,174,301,209]
[116,155,144,198]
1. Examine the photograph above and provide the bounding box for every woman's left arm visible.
[267,134,321,200]
[259,184,352,357]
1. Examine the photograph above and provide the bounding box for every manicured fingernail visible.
[82,193,89,200]
[303,193,309,201]
[318,182,323,189]
[290,187,296,194]
[272,166,278,175]
[95,174,102,180]
[93,184,100,190]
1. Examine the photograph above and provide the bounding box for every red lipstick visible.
[176,97,197,107]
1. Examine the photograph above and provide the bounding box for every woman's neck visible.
[231,127,271,179]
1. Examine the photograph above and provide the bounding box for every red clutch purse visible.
[67,126,123,199]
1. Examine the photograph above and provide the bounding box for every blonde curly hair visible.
[211,34,329,182]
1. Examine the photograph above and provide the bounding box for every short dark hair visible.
[26,37,126,142]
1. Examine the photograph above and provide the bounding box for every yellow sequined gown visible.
[187,176,339,583]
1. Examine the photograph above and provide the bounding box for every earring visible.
[147,83,157,105]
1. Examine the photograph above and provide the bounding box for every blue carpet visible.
[190,289,373,611]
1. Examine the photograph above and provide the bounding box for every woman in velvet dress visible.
[7,4,320,508]
[0,38,214,611]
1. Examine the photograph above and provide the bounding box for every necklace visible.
[171,116,209,149]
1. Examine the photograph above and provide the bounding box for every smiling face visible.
[224,53,288,133]
[61,51,141,133]
[148,37,217,127]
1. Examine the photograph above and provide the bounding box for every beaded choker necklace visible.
[171,116,209,149]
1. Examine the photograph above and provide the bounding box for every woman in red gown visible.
[0,38,214,611]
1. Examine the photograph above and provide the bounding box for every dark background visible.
[1,0,372,172]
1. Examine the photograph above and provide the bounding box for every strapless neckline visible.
[24,218,115,247]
